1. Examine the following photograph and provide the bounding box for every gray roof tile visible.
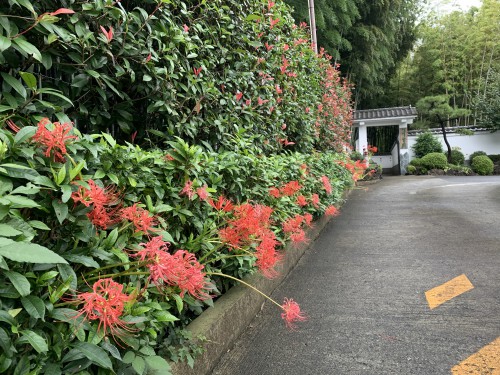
[354,106,417,120]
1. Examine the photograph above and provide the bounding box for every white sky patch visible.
[428,0,482,14]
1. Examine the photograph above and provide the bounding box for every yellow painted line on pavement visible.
[451,336,500,374]
[425,274,474,310]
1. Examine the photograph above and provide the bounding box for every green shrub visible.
[487,154,500,163]
[350,151,363,161]
[410,158,423,167]
[411,132,443,158]
[407,165,417,174]
[447,149,465,165]
[469,151,487,162]
[421,152,448,169]
[471,155,494,175]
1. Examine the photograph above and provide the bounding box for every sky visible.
[427,0,483,14]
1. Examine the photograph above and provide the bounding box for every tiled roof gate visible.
[354,106,418,121]
[352,106,418,175]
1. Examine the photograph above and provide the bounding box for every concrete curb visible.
[170,190,351,375]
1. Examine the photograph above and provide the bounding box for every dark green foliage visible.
[475,70,500,130]
[469,150,487,162]
[487,154,500,163]
[471,155,494,175]
[448,149,465,165]
[0,0,352,153]
[409,157,423,167]
[406,165,417,174]
[284,0,421,107]
[421,152,447,169]
[411,132,443,158]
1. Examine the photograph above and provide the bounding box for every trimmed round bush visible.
[447,149,464,165]
[412,132,443,158]
[410,158,423,167]
[421,152,448,169]
[469,151,487,162]
[407,165,417,175]
[471,155,494,175]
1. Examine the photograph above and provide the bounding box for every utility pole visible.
[308,0,318,53]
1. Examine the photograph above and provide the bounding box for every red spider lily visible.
[305,107,310,113]
[283,214,304,234]
[280,181,302,196]
[281,298,307,329]
[283,43,289,51]
[235,92,243,101]
[303,213,313,227]
[299,22,308,29]
[296,195,307,207]
[183,24,189,32]
[100,26,113,43]
[269,18,279,29]
[268,1,275,10]
[71,180,117,208]
[208,196,234,212]
[321,175,332,195]
[311,194,320,208]
[180,180,195,199]
[120,204,156,233]
[368,145,378,153]
[245,99,252,106]
[134,237,208,299]
[255,232,281,278]
[290,230,307,244]
[193,67,202,76]
[269,187,281,198]
[32,118,77,162]
[196,185,209,201]
[325,206,339,216]
[74,278,132,338]
[219,203,274,251]
[87,204,114,229]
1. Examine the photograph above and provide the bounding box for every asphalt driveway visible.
[212,175,500,375]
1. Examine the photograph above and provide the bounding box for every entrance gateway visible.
[353,106,418,175]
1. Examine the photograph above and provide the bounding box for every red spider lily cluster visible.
[133,237,209,299]
[281,298,307,329]
[71,180,120,229]
[32,118,77,162]
[338,159,370,182]
[74,278,133,339]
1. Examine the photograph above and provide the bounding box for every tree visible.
[283,0,422,108]
[416,95,469,162]
[474,69,500,130]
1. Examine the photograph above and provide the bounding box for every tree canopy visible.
[284,0,422,108]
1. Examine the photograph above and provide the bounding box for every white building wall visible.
[408,131,500,161]
[371,155,393,169]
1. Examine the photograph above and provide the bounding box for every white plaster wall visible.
[371,155,393,168]
[408,131,500,161]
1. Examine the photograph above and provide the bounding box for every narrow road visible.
[212,176,500,375]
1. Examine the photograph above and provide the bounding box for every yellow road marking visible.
[451,336,500,374]
[425,274,474,310]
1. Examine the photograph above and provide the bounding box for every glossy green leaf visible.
[13,38,42,62]
[0,241,67,264]
[1,72,27,98]
[19,71,37,90]
[0,36,11,52]
[19,330,48,353]
[71,342,113,370]
[4,271,31,297]
[0,224,22,237]
[21,295,45,320]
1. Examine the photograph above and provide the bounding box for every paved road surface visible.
[212,176,500,375]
